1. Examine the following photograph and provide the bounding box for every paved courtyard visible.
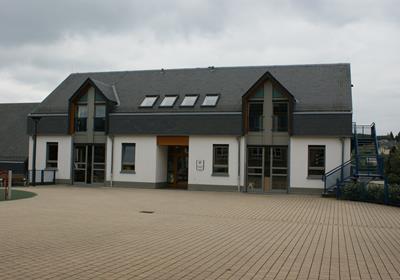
[1,186,400,280]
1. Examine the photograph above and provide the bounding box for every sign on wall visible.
[196,160,204,171]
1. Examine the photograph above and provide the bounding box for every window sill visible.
[212,173,229,177]
[307,175,323,180]
[121,170,136,174]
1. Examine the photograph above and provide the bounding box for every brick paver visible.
[1,186,400,280]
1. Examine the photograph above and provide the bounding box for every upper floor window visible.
[202,95,219,107]
[75,105,88,132]
[248,102,263,131]
[140,96,158,107]
[160,96,178,107]
[272,102,288,132]
[94,104,106,131]
[213,144,229,175]
[181,95,198,107]
[308,145,325,178]
[46,142,58,168]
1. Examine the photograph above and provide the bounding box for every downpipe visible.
[237,136,241,192]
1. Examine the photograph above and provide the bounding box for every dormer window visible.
[202,95,219,107]
[160,96,178,107]
[140,96,158,107]
[180,95,198,107]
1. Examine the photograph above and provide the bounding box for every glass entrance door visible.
[167,146,188,189]
[73,144,105,184]
[246,146,288,192]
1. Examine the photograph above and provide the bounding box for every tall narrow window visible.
[46,142,58,168]
[213,144,229,175]
[75,105,88,132]
[94,104,106,131]
[248,102,263,131]
[272,102,288,132]
[121,143,136,172]
[308,145,325,178]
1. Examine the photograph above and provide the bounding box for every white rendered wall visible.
[156,145,168,183]
[188,136,245,187]
[106,135,158,183]
[289,137,351,189]
[28,135,72,180]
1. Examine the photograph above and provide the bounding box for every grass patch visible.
[0,188,37,201]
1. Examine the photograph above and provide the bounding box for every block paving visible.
[1,186,400,280]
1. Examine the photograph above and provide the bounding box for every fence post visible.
[8,170,12,200]
[336,178,341,200]
[384,178,389,205]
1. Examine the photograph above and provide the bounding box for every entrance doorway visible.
[73,144,105,184]
[246,146,288,193]
[167,146,188,189]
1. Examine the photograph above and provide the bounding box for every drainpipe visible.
[110,135,114,187]
[237,136,241,192]
[31,116,41,186]
[340,137,345,181]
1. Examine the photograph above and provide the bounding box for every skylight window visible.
[160,96,178,107]
[180,95,198,107]
[202,95,219,107]
[140,96,158,107]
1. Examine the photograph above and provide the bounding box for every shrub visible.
[388,184,400,205]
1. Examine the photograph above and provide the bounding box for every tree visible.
[390,131,395,140]
[396,131,400,142]
[385,146,400,184]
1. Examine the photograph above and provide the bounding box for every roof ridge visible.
[71,63,351,76]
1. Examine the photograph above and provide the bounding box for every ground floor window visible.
[213,144,229,175]
[46,142,58,168]
[308,145,325,178]
[121,143,136,172]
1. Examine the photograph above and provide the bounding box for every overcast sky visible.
[0,0,399,134]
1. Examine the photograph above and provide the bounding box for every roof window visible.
[140,96,158,107]
[160,96,178,107]
[202,95,219,107]
[180,95,198,107]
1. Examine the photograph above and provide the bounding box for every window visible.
[121,143,136,171]
[160,96,178,107]
[213,144,229,175]
[308,146,325,178]
[202,95,219,107]
[75,105,88,132]
[248,102,263,131]
[140,96,158,107]
[180,95,198,107]
[272,102,288,132]
[46,142,58,168]
[94,104,106,131]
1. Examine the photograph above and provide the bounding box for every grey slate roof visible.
[31,63,352,114]
[0,103,39,161]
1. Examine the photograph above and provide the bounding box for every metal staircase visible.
[323,123,385,196]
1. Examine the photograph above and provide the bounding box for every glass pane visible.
[74,170,85,182]
[253,88,264,99]
[214,146,228,165]
[202,95,219,106]
[140,96,158,107]
[181,95,198,106]
[77,93,88,102]
[249,102,263,131]
[122,144,135,164]
[94,145,105,163]
[247,175,263,192]
[160,96,178,107]
[77,105,88,118]
[95,92,106,102]
[48,144,58,161]
[272,176,287,190]
[272,102,288,131]
[93,170,104,183]
[95,105,106,117]
[272,147,287,168]
[247,147,263,167]
[272,88,284,99]
[309,146,325,168]
[94,118,105,131]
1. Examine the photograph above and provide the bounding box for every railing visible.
[323,159,354,193]
[353,122,374,137]
[28,170,56,185]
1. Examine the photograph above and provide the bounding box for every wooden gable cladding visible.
[157,136,189,146]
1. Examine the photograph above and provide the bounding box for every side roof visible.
[0,103,39,161]
[31,63,352,114]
